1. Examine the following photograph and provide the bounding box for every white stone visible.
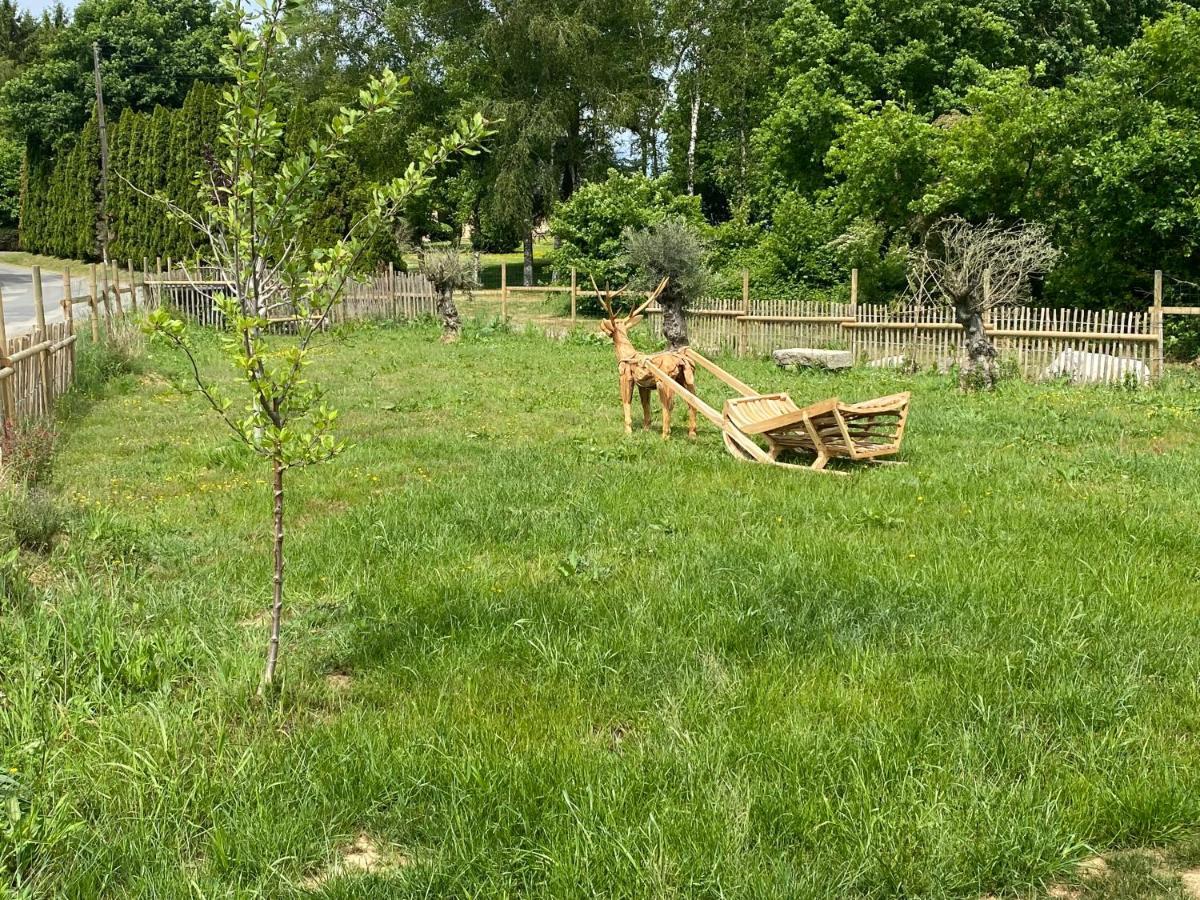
[773,348,854,370]
[1043,349,1150,385]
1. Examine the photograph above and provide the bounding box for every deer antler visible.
[589,275,616,320]
[630,277,669,318]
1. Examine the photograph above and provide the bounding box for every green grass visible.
[0,251,90,273]
[5,321,1200,897]
[405,241,558,290]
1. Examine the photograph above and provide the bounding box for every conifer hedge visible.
[19,81,221,262]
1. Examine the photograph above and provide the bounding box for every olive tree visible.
[141,0,489,692]
[420,248,474,340]
[908,216,1059,390]
[622,219,707,351]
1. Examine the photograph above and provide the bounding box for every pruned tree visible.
[140,0,489,693]
[421,247,474,340]
[622,218,707,351]
[908,216,1059,390]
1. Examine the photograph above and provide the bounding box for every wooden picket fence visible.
[136,260,1178,384]
[0,259,153,433]
[146,264,440,327]
[644,270,1166,383]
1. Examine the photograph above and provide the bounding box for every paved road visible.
[0,263,90,335]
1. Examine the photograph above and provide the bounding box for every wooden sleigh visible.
[643,348,910,474]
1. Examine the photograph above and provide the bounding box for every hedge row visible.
[20,82,221,262]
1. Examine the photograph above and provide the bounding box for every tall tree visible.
[0,0,228,151]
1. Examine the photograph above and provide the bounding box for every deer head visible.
[593,276,669,347]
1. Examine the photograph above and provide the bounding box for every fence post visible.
[155,257,163,309]
[388,261,396,318]
[570,266,577,325]
[62,270,75,382]
[111,262,125,315]
[89,264,102,342]
[500,260,508,321]
[32,266,52,415]
[0,286,13,432]
[1152,269,1164,379]
[849,267,860,360]
[100,262,113,323]
[127,259,138,312]
[738,268,750,357]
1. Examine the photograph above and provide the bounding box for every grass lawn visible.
[4,320,1200,897]
[0,251,89,273]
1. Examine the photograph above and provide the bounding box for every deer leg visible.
[659,383,673,440]
[680,366,698,439]
[620,373,634,435]
[638,385,652,430]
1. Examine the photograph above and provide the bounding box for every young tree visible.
[908,216,1058,390]
[420,247,473,341]
[141,0,489,692]
[622,218,707,351]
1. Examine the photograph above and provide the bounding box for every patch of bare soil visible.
[237,609,272,629]
[1039,848,1200,899]
[326,672,353,692]
[1180,869,1200,899]
[300,833,410,890]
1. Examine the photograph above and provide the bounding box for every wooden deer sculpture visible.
[595,277,698,439]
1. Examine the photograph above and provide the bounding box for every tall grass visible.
[3,321,1200,897]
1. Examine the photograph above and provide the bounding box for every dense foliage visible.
[2,0,1198,310]
[19,81,221,262]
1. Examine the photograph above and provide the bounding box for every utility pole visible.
[92,41,111,264]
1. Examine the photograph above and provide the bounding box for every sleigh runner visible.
[642,348,910,473]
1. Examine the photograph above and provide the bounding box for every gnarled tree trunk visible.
[957,305,998,390]
[661,297,689,351]
[437,287,462,342]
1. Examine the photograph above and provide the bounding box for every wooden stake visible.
[850,268,859,311]
[388,261,396,318]
[1153,269,1164,379]
[89,264,102,341]
[32,266,52,415]
[127,259,138,311]
[0,285,13,432]
[570,266,578,324]
[100,262,113,323]
[62,270,75,379]
[111,261,124,315]
[500,260,508,321]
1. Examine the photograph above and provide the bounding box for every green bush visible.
[0,422,57,487]
[3,488,69,553]
[73,337,140,398]
[0,546,37,608]
[549,170,704,309]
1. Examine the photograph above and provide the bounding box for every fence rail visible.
[140,261,1185,384]
[148,265,441,327]
[0,259,154,437]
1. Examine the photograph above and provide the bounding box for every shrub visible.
[550,170,704,309]
[0,546,37,608]
[73,335,140,398]
[4,488,69,553]
[0,422,58,487]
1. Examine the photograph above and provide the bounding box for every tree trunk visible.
[523,231,534,287]
[260,456,285,692]
[957,306,998,390]
[661,297,689,351]
[438,286,462,341]
[687,90,700,196]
